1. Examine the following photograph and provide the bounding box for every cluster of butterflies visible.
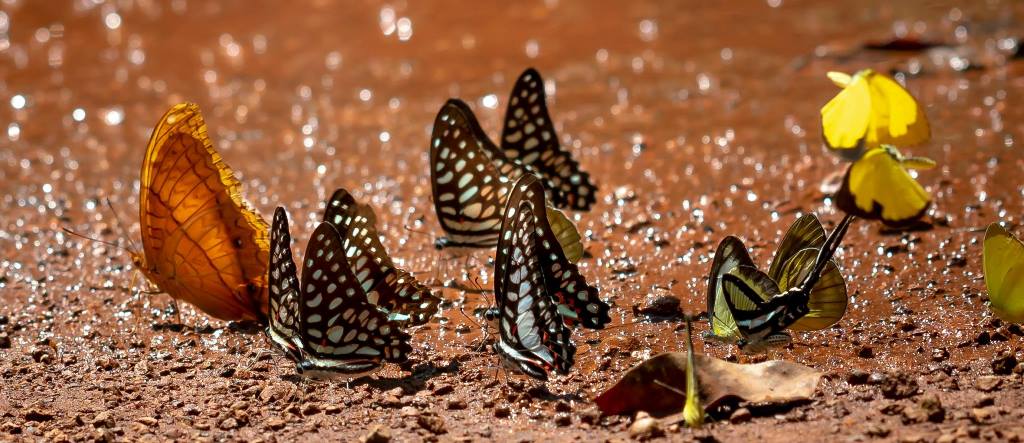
[426,69,610,379]
[821,69,936,227]
[702,68,945,352]
[103,65,1022,383]
[117,70,610,380]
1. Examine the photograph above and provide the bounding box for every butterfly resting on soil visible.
[430,68,597,249]
[706,214,852,353]
[490,174,610,381]
[266,190,440,378]
[984,222,1024,323]
[133,102,270,323]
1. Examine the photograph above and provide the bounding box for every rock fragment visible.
[362,424,391,443]
[629,411,662,439]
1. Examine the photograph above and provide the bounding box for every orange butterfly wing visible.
[137,103,270,323]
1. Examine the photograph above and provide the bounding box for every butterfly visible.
[834,145,935,226]
[429,98,584,259]
[500,68,597,210]
[983,223,1024,323]
[821,69,930,159]
[430,68,597,249]
[819,68,933,159]
[706,214,851,353]
[491,177,575,381]
[134,102,270,323]
[321,188,441,325]
[267,207,413,378]
[495,174,610,329]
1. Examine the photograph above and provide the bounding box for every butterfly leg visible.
[242,348,271,371]
[738,332,792,354]
[170,299,182,326]
[459,255,471,285]
[127,271,142,329]
[765,332,793,348]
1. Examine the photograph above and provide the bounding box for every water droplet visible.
[397,17,412,41]
[103,108,124,126]
[325,51,342,70]
[638,19,657,42]
[104,12,121,30]
[525,40,539,58]
[10,95,25,109]
[379,131,391,143]
[72,108,85,121]
[481,94,498,109]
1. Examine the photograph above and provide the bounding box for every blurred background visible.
[1,0,1023,371]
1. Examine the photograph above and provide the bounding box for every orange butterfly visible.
[132,103,270,323]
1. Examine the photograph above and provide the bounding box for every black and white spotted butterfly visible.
[430,68,597,249]
[495,174,610,330]
[490,174,610,380]
[321,188,441,325]
[267,208,411,378]
[501,68,597,210]
[492,180,575,380]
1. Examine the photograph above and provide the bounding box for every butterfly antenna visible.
[105,198,141,252]
[457,304,483,332]
[60,227,132,254]
[800,214,855,291]
[402,223,435,239]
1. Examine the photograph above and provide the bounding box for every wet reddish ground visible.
[3,0,1024,441]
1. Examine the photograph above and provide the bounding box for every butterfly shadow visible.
[351,359,463,393]
[500,379,585,403]
[149,319,264,335]
[276,359,462,392]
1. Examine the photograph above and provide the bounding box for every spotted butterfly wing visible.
[501,68,597,210]
[430,99,530,248]
[266,208,303,361]
[500,174,610,329]
[493,198,575,380]
[323,188,441,325]
[294,221,412,378]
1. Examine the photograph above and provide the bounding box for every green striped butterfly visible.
[705,214,851,353]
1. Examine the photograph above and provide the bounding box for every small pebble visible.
[629,411,662,439]
[729,407,752,424]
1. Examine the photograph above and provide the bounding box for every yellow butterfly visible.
[835,145,935,226]
[984,223,1024,323]
[821,69,930,159]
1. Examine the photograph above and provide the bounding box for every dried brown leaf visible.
[594,352,822,417]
